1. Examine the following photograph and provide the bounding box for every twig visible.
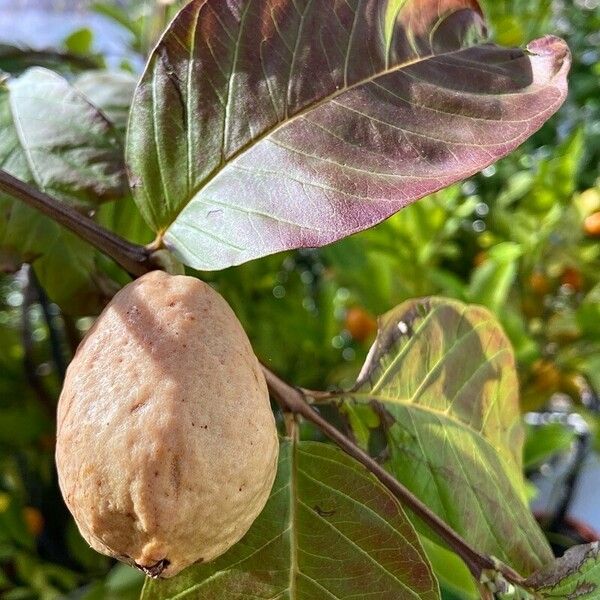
[61,314,82,360]
[548,430,590,534]
[0,170,155,277]
[0,47,101,71]
[31,270,67,380]
[263,366,525,585]
[1,171,527,587]
[21,265,55,418]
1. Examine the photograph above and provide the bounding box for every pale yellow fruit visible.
[56,271,278,578]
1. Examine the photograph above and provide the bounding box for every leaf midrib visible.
[344,391,519,473]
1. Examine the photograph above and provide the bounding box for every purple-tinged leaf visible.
[127,0,570,270]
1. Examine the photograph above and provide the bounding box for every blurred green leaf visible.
[64,29,94,57]
[523,423,576,470]
[467,242,522,312]
[0,67,129,312]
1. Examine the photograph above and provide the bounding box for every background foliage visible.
[0,0,598,598]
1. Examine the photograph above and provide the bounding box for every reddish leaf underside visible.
[127,0,570,270]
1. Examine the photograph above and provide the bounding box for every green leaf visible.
[419,537,478,600]
[337,297,553,576]
[74,70,137,133]
[143,439,440,600]
[0,67,127,255]
[523,423,575,470]
[64,28,94,56]
[526,542,600,598]
[0,67,128,311]
[0,43,100,75]
[467,242,523,312]
[126,0,569,270]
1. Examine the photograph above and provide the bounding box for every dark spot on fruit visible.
[171,455,181,493]
[130,401,146,413]
[135,558,170,579]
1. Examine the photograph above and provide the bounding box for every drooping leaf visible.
[334,297,553,576]
[127,0,570,270]
[143,439,440,600]
[74,70,137,133]
[5,67,126,206]
[526,542,600,599]
[419,536,478,600]
[0,67,128,312]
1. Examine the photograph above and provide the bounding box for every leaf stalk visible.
[0,169,155,277]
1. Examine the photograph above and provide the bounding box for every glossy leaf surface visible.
[127,0,570,269]
[338,297,553,575]
[143,440,440,600]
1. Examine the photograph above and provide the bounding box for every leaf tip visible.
[526,35,571,77]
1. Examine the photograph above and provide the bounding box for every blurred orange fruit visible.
[473,251,488,267]
[528,272,551,295]
[345,307,377,342]
[560,267,584,292]
[531,360,561,392]
[583,211,600,237]
[23,507,44,537]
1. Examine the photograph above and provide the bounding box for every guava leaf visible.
[142,440,440,600]
[74,70,137,133]
[336,297,553,576]
[4,67,126,206]
[525,543,600,599]
[127,0,570,270]
[0,67,128,311]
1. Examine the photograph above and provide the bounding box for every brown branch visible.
[0,170,155,277]
[0,47,101,71]
[1,170,527,588]
[262,366,526,586]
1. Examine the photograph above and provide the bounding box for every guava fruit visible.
[56,271,278,578]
